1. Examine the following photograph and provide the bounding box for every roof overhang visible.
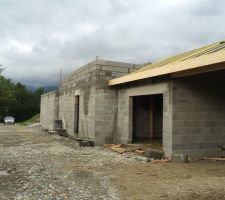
[108,50,225,86]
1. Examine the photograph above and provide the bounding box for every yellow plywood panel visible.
[109,50,225,86]
[136,41,223,73]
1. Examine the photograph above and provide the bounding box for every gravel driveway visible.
[1,124,225,200]
[0,124,134,200]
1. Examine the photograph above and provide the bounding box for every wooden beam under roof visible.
[108,50,225,86]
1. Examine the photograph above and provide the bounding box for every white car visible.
[4,116,15,125]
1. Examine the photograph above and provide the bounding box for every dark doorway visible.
[74,95,80,133]
[132,94,163,143]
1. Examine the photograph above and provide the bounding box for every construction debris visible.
[47,128,69,137]
[124,146,144,152]
[55,128,68,137]
[103,144,173,163]
[103,144,168,163]
[135,156,150,162]
[48,130,56,134]
[152,158,171,163]
[103,144,122,148]
[171,154,190,163]
[144,148,164,160]
[110,146,126,154]
[103,144,144,154]
[203,157,225,161]
[135,149,145,155]
[73,138,94,147]
[103,144,124,153]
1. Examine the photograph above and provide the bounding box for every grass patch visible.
[20,114,40,126]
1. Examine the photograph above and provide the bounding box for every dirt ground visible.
[1,124,225,200]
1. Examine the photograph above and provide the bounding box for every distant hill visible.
[26,85,58,92]
[25,85,36,91]
[43,85,58,92]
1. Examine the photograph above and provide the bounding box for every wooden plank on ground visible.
[152,159,171,163]
[110,147,126,154]
[123,146,143,152]
[203,157,225,161]
[135,149,145,155]
[103,144,144,154]
[103,144,122,148]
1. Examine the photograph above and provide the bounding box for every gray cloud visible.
[0,0,225,87]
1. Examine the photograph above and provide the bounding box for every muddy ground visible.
[1,124,225,200]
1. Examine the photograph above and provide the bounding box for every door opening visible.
[132,94,163,144]
[74,95,80,133]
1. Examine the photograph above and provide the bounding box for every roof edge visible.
[108,50,225,86]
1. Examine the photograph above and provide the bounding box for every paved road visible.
[0,124,130,200]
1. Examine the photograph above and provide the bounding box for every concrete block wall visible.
[93,60,141,145]
[94,88,117,145]
[40,91,59,130]
[58,60,97,138]
[62,59,140,89]
[57,59,140,144]
[62,60,99,89]
[115,77,173,157]
[163,83,173,156]
[58,86,96,139]
[172,70,225,158]
[78,86,96,139]
[116,88,131,144]
[58,90,76,135]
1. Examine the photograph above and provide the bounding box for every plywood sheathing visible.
[109,41,225,85]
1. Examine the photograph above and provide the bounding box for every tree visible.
[0,75,17,121]
[33,87,45,113]
[0,73,44,122]
[0,64,5,74]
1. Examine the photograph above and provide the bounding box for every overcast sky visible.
[0,0,225,87]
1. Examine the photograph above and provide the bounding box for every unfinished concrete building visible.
[41,40,225,159]
[40,59,141,145]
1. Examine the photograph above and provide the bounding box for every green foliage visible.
[0,75,44,122]
[0,65,5,74]
[19,114,40,126]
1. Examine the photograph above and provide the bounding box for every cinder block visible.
[172,154,189,163]
[144,148,164,160]
[102,66,129,73]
